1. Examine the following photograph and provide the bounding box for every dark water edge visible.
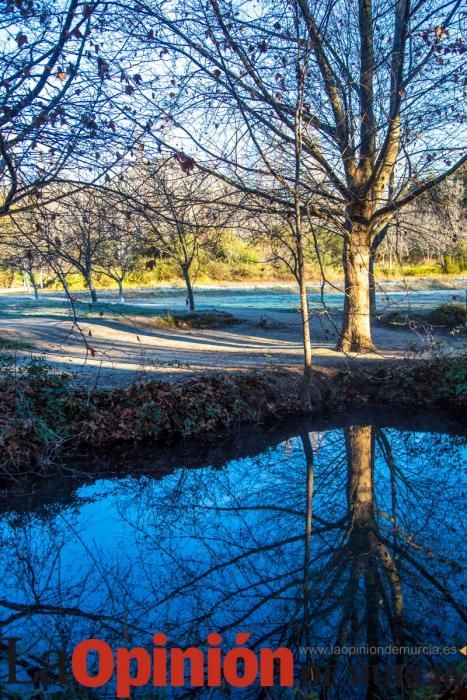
[2,404,464,507]
[0,405,465,698]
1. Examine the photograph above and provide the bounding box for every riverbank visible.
[2,270,464,295]
[1,356,465,482]
[0,282,465,387]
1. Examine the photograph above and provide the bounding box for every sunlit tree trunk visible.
[338,228,374,353]
[181,263,195,311]
[369,249,376,318]
[118,279,125,303]
[29,271,39,302]
[294,55,314,388]
[298,251,313,381]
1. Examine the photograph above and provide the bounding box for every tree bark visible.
[181,264,195,311]
[345,424,380,698]
[369,248,376,318]
[29,271,39,302]
[293,58,314,389]
[86,276,97,303]
[346,424,375,527]
[300,431,314,649]
[118,279,125,303]
[298,265,313,381]
[337,228,375,353]
[57,269,70,296]
[345,425,406,695]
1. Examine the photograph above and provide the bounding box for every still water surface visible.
[0,411,465,697]
[66,284,467,314]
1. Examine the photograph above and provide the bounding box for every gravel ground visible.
[0,283,465,386]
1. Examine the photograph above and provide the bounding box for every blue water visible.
[0,416,465,697]
[95,284,466,313]
[19,282,465,314]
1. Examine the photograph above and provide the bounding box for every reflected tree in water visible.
[0,425,465,698]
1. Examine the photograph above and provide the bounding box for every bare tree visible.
[123,0,466,354]
[96,205,144,302]
[0,236,42,301]
[129,159,228,311]
[1,419,464,697]
[0,0,135,220]
[369,169,466,315]
[31,188,115,303]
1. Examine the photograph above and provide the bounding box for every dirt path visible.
[1,303,462,386]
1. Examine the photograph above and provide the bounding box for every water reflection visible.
[0,416,465,697]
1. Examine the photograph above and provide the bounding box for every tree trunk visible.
[346,424,375,527]
[345,425,380,698]
[298,268,313,380]
[57,269,70,296]
[118,279,125,303]
[337,229,375,353]
[296,260,322,406]
[300,431,314,649]
[345,425,406,695]
[86,275,97,303]
[369,249,376,318]
[293,57,317,403]
[181,264,195,311]
[29,271,39,302]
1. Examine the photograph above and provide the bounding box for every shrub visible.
[148,311,239,330]
[0,268,15,288]
[383,311,407,325]
[204,259,231,280]
[428,303,466,329]
[441,257,464,274]
[401,263,442,277]
[0,336,31,351]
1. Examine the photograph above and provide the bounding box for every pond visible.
[0,409,465,698]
